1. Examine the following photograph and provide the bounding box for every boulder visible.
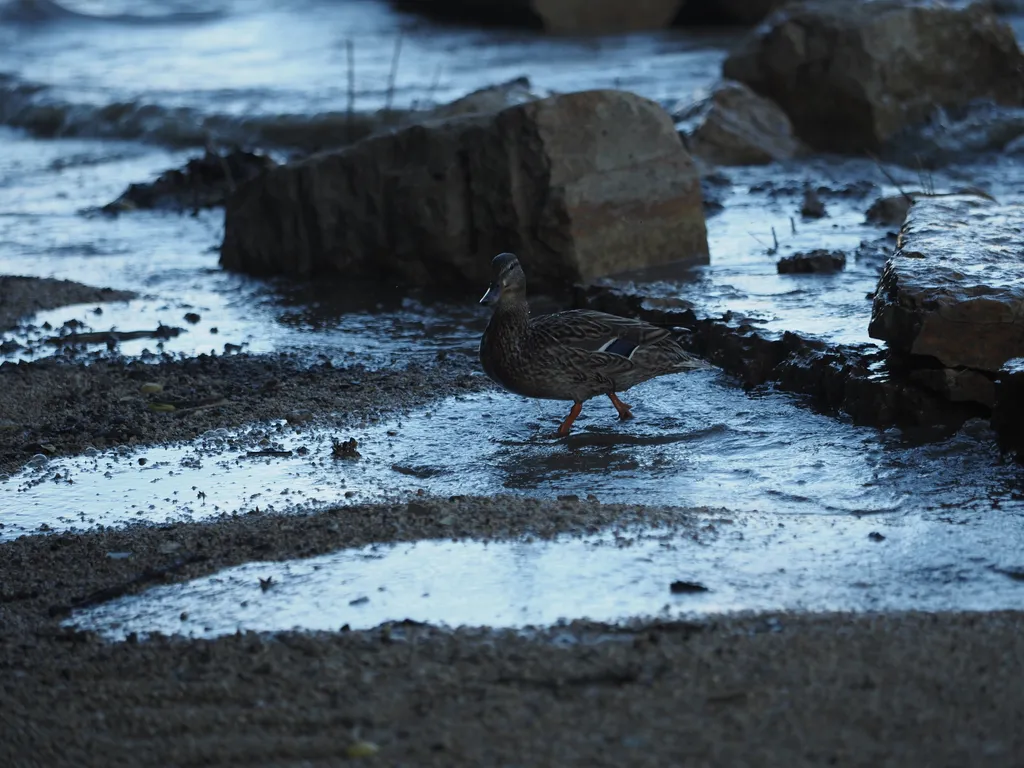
[220,90,708,294]
[869,195,1024,376]
[392,0,685,33]
[533,0,684,32]
[676,0,791,24]
[677,80,802,166]
[722,1,1024,153]
[427,78,541,121]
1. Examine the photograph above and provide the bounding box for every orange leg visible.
[608,392,633,420]
[557,402,583,437]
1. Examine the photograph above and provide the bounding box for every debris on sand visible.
[332,437,361,460]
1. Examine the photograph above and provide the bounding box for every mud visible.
[0,276,134,333]
[0,351,481,476]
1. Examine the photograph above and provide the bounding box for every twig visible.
[346,39,355,118]
[244,449,293,458]
[915,154,935,196]
[172,398,229,415]
[790,216,796,235]
[770,226,779,255]
[426,63,443,106]
[45,327,182,345]
[385,33,404,112]
[866,151,912,203]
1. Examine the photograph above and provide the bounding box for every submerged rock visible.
[776,250,845,274]
[221,90,708,295]
[677,80,803,166]
[865,195,913,228]
[102,149,277,214]
[722,1,1024,153]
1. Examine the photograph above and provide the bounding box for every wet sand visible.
[3,277,1024,766]
[0,349,482,476]
[0,276,134,333]
[3,540,1023,767]
[2,497,1023,767]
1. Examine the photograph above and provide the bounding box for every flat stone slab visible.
[993,357,1024,460]
[869,195,1024,373]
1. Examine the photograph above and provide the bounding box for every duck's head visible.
[479,252,526,306]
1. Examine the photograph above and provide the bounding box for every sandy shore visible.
[3,276,1023,766]
[2,494,1023,767]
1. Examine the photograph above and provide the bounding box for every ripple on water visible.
[3,375,1021,540]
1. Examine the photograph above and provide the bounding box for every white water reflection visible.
[73,509,1024,640]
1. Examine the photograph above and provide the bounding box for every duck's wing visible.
[530,309,672,357]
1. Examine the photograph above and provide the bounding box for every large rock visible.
[220,90,708,294]
[869,195,1024,378]
[677,80,803,165]
[533,0,684,32]
[392,0,685,33]
[722,0,1024,153]
[676,0,790,24]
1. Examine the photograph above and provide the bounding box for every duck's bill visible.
[479,282,501,305]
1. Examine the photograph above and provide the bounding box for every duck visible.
[478,252,711,436]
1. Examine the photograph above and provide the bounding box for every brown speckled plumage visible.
[478,253,710,436]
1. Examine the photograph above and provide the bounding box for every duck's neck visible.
[488,295,530,339]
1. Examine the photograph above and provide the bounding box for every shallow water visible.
[4,380,1021,539]
[76,508,1024,640]
[2,0,1024,631]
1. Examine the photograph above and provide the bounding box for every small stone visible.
[345,741,379,758]
[349,596,370,606]
[139,382,164,394]
[670,580,709,594]
[866,195,913,227]
[286,409,314,425]
[800,187,827,218]
[777,250,846,274]
[184,312,201,324]
[868,531,886,542]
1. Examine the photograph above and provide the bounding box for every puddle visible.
[72,510,1024,640]
[4,374,1021,539]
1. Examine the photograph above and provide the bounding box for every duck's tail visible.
[667,330,713,371]
[672,351,714,371]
